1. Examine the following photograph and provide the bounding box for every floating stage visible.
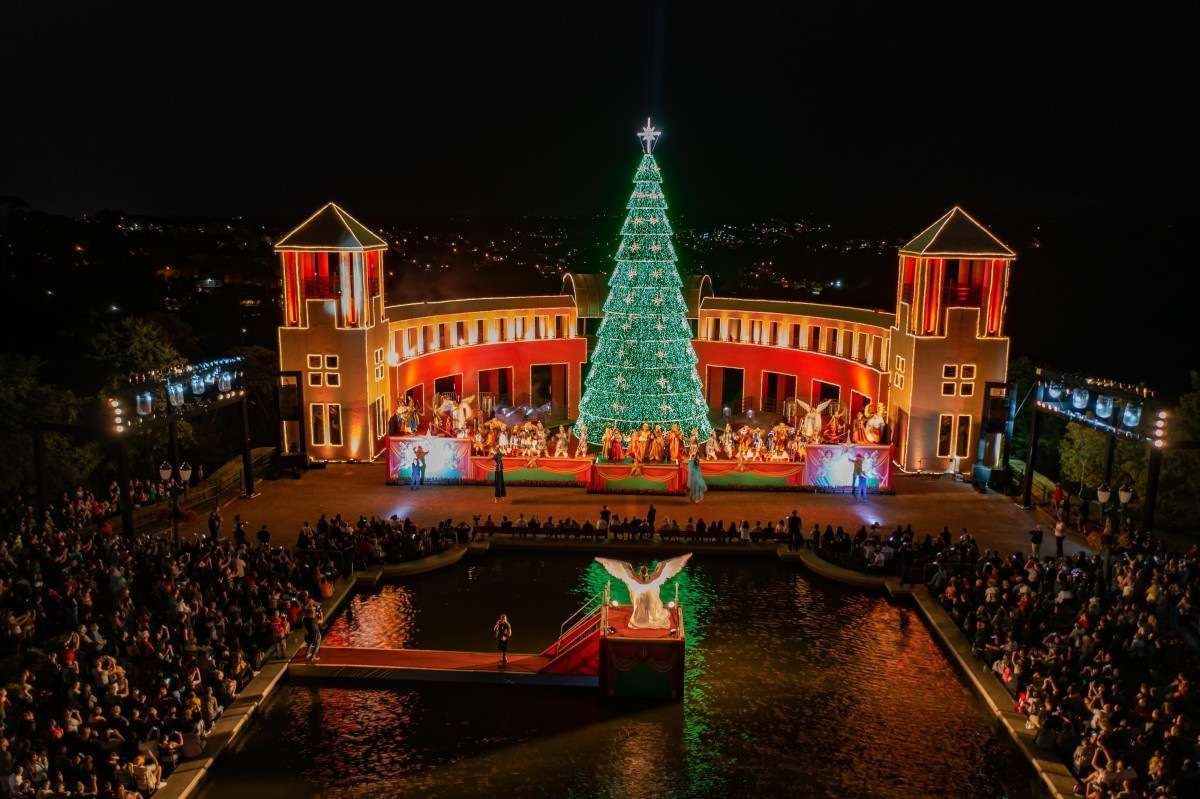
[386,434,892,494]
[288,588,686,700]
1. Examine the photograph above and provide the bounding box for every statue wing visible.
[815,399,832,413]
[646,553,692,589]
[594,557,639,585]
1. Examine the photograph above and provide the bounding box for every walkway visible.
[221,461,1087,557]
[287,646,597,687]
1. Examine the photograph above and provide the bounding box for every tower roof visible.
[900,206,1014,258]
[274,202,387,251]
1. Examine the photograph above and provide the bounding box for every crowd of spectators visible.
[25,474,203,534]
[929,530,1200,798]
[0,494,460,798]
[473,508,802,544]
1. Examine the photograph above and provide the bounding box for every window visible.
[308,372,323,387]
[808,325,820,351]
[328,404,342,446]
[554,315,564,338]
[942,364,958,379]
[750,319,763,344]
[960,364,976,380]
[937,414,954,458]
[769,322,779,346]
[307,354,323,370]
[728,319,741,341]
[374,347,384,364]
[708,318,720,340]
[476,319,484,344]
[791,323,801,349]
[499,318,508,341]
[325,355,339,370]
[894,353,907,386]
[828,329,839,355]
[371,397,385,439]
[941,382,956,396]
[311,403,327,446]
[856,332,867,361]
[955,415,971,458]
[959,382,975,397]
[515,317,526,339]
[456,321,467,345]
[374,364,384,382]
[326,372,341,387]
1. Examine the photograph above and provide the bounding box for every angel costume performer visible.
[595,554,692,629]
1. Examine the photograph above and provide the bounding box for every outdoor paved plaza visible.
[217,462,1088,557]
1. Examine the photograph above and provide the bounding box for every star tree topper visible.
[637,117,662,154]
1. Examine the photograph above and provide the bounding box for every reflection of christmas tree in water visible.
[575,119,714,445]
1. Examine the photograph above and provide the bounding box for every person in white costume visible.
[594,554,692,629]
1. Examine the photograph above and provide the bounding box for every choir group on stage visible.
[389,393,889,465]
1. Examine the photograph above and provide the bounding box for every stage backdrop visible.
[802,444,892,490]
[387,436,471,483]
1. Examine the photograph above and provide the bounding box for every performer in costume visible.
[688,452,707,503]
[648,424,664,462]
[594,554,692,629]
[574,423,589,458]
[553,425,569,458]
[610,429,626,462]
[492,447,506,502]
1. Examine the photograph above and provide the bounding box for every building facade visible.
[275,203,1013,474]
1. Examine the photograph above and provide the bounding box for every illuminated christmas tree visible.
[576,119,713,446]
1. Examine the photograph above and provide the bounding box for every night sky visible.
[5,4,1198,223]
[4,4,1198,391]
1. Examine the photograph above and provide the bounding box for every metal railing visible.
[552,588,605,656]
[130,450,273,535]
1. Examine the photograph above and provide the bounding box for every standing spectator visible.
[257,524,271,546]
[1029,525,1043,559]
[302,608,322,663]
[272,611,290,659]
[646,503,657,531]
[207,508,222,540]
[1054,520,1066,557]
[788,510,802,552]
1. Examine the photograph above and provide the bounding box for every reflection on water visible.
[203,555,1033,799]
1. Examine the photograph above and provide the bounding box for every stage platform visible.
[386,435,891,493]
[600,604,686,699]
[288,645,598,688]
[588,461,687,494]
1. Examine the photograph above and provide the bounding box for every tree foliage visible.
[0,355,102,498]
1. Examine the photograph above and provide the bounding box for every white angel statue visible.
[595,554,692,629]
[795,399,832,442]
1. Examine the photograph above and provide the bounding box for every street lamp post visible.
[159,460,193,550]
